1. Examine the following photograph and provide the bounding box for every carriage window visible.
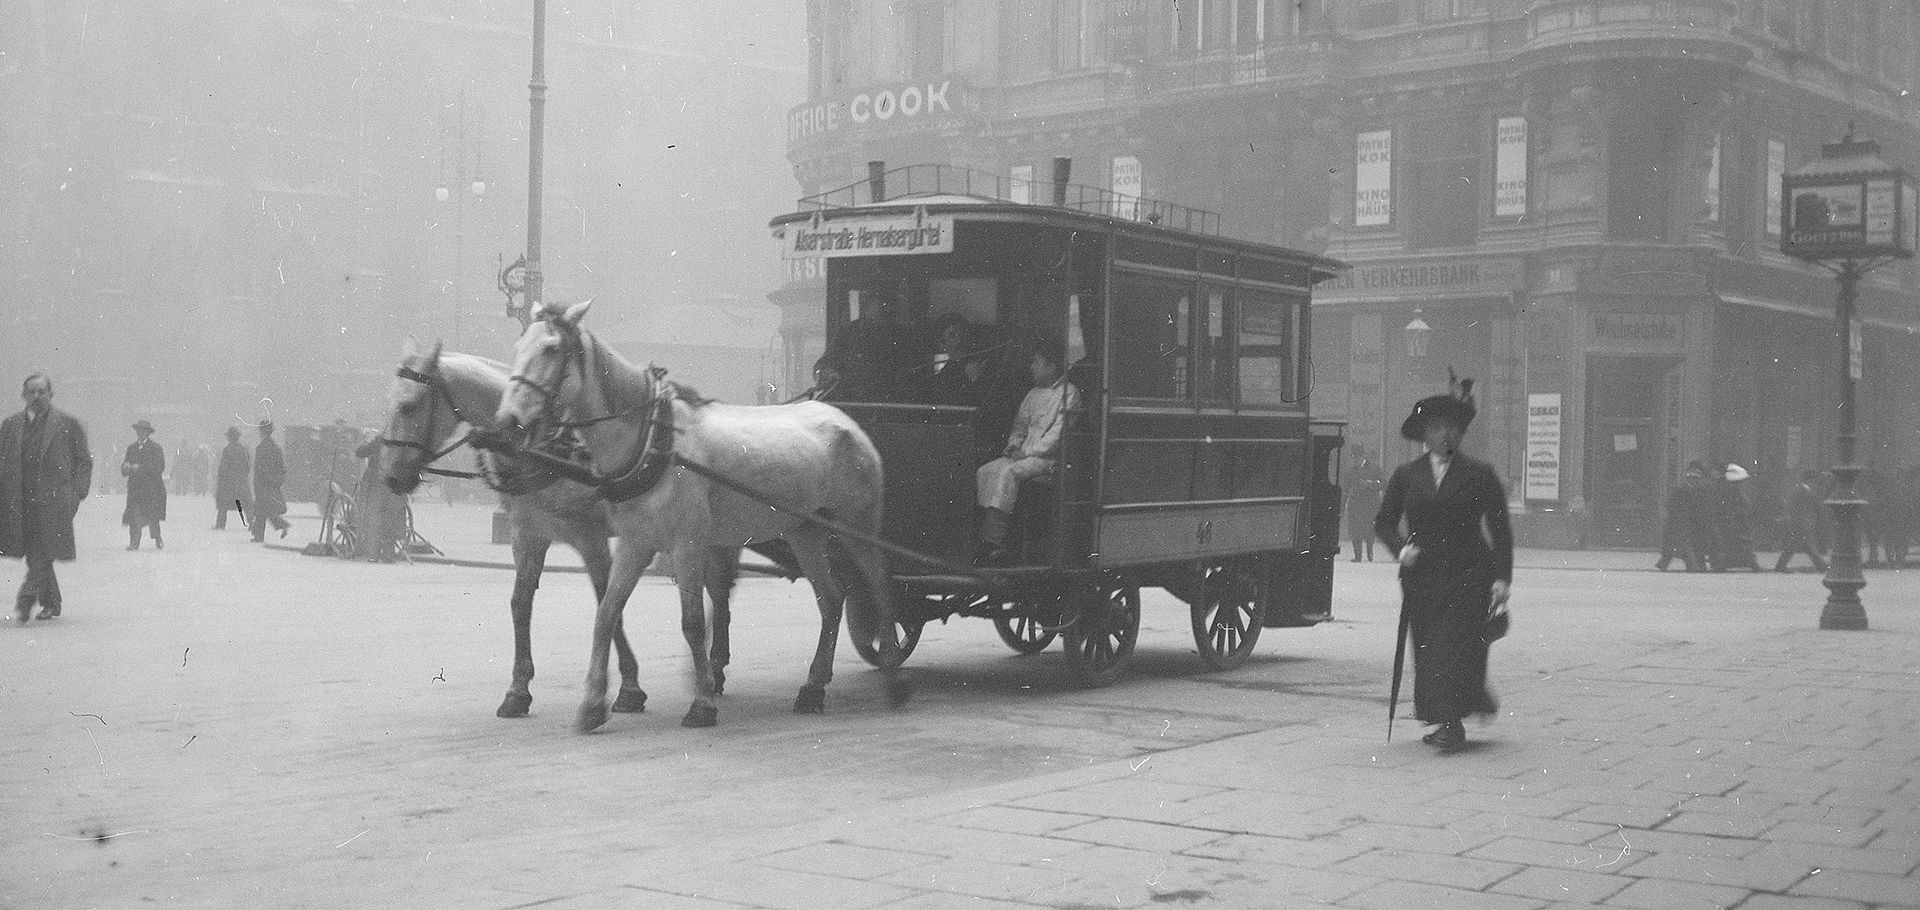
[1237,291,1297,407]
[1110,274,1192,400]
[1195,288,1234,402]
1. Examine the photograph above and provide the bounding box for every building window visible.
[1234,0,1263,52]
[1236,290,1298,406]
[1355,0,1400,30]
[1111,274,1192,399]
[1056,0,1088,69]
[1423,0,1487,21]
[1607,103,1684,241]
[1407,117,1479,248]
[898,0,947,82]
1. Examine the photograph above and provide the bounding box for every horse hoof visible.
[712,669,726,697]
[886,676,914,709]
[575,701,610,733]
[681,703,719,728]
[611,687,648,713]
[793,687,826,714]
[496,692,533,718]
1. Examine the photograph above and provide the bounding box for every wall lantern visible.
[1404,309,1432,359]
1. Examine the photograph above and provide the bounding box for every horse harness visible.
[382,362,571,495]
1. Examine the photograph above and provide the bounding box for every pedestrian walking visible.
[0,373,94,622]
[1346,445,1384,562]
[1655,465,1703,571]
[188,444,210,497]
[213,426,252,530]
[249,421,291,541]
[1374,376,1512,754]
[121,419,167,549]
[1712,463,1762,572]
[1775,469,1830,573]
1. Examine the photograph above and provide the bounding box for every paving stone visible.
[839,823,1087,865]
[1752,840,1919,877]
[644,864,915,910]
[1590,827,1764,860]
[1331,847,1521,890]
[1563,803,1677,829]
[875,856,1086,904]
[1616,850,1815,892]
[1180,832,1373,869]
[1324,821,1498,856]
[1765,820,1881,848]
[579,890,758,910]
[1658,810,1777,839]
[870,892,1038,910]
[1604,875,1750,910]
[935,805,1092,837]
[1006,788,1215,826]
[1788,868,1920,905]
[1488,865,1634,904]
[754,841,940,880]
[1448,812,1621,845]
[1465,835,1641,871]
[1732,895,1873,910]
[1428,790,1577,820]
[1338,878,1549,910]
[1047,816,1222,853]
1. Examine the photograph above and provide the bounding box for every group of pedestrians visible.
[0,371,294,622]
[1659,460,1920,573]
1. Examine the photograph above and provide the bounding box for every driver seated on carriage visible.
[974,336,1079,566]
[823,290,931,402]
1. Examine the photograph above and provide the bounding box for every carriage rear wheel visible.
[1063,579,1139,687]
[993,609,1059,655]
[1190,561,1266,671]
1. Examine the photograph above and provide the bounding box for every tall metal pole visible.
[521,0,547,329]
[1819,260,1869,630]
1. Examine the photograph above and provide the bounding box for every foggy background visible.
[0,1,805,444]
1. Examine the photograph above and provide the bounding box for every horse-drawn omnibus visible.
[771,161,1348,686]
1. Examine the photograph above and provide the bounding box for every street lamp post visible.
[1781,132,1918,631]
[517,0,547,330]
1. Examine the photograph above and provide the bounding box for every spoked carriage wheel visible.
[1190,561,1266,671]
[324,494,358,559]
[850,617,925,668]
[1063,579,1140,687]
[993,609,1059,655]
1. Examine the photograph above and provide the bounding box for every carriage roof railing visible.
[795,164,1223,237]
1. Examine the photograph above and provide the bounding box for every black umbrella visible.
[1387,601,1410,741]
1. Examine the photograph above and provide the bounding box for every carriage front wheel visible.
[850,617,924,668]
[1190,561,1267,671]
[993,608,1059,655]
[1063,579,1140,687]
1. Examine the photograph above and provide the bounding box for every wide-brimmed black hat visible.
[132,418,155,433]
[1399,393,1476,440]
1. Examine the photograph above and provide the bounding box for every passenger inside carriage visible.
[824,290,931,402]
[974,337,1081,566]
[922,316,991,406]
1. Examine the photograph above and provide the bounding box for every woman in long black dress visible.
[1374,380,1513,753]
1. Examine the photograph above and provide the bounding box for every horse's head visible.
[497,298,592,440]
[380,338,453,494]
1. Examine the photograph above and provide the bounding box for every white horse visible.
[493,301,910,732]
[377,340,743,719]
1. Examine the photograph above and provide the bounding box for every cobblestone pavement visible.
[3,497,1916,909]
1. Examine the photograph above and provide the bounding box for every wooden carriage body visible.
[772,166,1346,682]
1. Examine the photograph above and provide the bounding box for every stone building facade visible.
[782,0,1920,546]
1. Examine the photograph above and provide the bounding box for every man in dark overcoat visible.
[1775,469,1829,573]
[1374,379,1513,754]
[122,419,167,549]
[249,421,291,541]
[213,426,252,530]
[0,373,94,621]
[1345,445,1385,562]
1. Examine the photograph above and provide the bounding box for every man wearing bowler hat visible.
[249,420,291,541]
[122,418,167,550]
[213,426,252,530]
[1373,375,1513,753]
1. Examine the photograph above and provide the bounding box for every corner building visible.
[783,0,1920,547]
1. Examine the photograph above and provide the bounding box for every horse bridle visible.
[380,362,486,480]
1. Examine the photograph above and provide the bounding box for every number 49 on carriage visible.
[771,161,1349,687]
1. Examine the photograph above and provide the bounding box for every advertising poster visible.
[1525,393,1562,501]
[1494,117,1527,217]
[1355,130,1392,226]
[1110,155,1142,220]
